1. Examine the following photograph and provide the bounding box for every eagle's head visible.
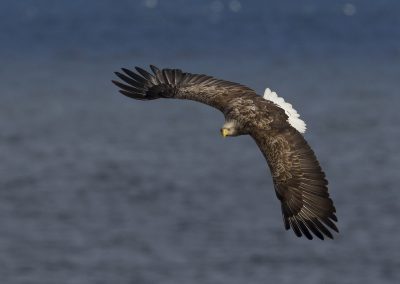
[221,120,243,137]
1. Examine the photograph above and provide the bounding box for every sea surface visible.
[1,1,399,283]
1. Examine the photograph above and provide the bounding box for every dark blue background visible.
[1,1,399,283]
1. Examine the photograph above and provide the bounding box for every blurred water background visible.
[1,0,399,283]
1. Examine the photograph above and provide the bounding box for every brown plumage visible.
[112,65,338,240]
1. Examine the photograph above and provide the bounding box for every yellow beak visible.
[221,128,229,137]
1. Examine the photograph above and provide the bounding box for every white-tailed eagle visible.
[112,65,338,240]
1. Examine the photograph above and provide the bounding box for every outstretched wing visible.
[251,126,338,240]
[112,65,255,112]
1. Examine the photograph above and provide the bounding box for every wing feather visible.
[118,90,149,101]
[135,67,154,81]
[251,127,338,240]
[112,65,256,112]
[121,68,148,84]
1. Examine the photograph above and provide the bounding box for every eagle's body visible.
[112,65,338,240]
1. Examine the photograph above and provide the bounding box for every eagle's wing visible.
[251,126,338,240]
[112,65,256,112]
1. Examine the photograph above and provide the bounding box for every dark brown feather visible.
[114,72,144,88]
[118,90,148,100]
[112,80,142,93]
[135,67,154,81]
[121,68,147,84]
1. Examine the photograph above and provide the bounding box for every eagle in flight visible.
[112,65,338,240]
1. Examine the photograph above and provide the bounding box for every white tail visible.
[263,88,307,133]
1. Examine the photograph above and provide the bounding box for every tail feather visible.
[263,88,307,133]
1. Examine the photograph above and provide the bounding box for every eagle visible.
[112,65,338,240]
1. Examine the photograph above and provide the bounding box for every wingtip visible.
[150,64,160,74]
[135,66,145,73]
[135,66,154,80]
[121,67,131,73]
[113,72,123,80]
[304,232,313,240]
